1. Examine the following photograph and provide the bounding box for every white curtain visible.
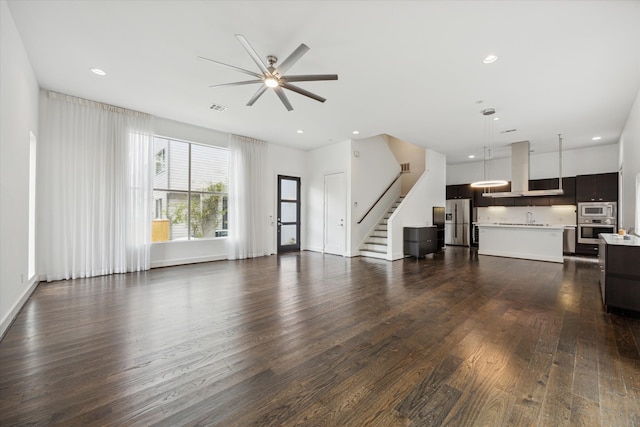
[39,91,154,281]
[227,134,269,260]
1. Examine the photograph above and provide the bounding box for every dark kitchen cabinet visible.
[576,173,618,202]
[474,187,494,207]
[551,176,576,205]
[513,177,576,206]
[446,184,473,200]
[462,175,577,207]
[514,179,552,206]
[576,242,599,256]
[474,182,513,207]
[403,226,438,258]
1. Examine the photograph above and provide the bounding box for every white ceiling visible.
[7,1,640,164]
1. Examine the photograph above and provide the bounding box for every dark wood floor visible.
[1,248,639,426]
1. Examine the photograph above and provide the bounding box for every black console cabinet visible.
[404,226,438,258]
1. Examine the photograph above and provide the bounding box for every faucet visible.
[525,211,534,224]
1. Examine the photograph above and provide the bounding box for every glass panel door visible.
[278,175,301,252]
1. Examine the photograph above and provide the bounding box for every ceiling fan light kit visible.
[198,34,338,111]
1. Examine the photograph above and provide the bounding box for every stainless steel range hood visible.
[483,137,564,198]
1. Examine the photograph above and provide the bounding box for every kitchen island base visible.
[599,233,640,314]
[477,224,564,263]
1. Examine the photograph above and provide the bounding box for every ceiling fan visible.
[198,34,338,111]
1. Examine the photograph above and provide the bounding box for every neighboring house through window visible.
[152,136,229,242]
[155,148,166,174]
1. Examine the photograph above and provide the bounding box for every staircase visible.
[360,196,404,259]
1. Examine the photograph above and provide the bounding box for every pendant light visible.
[470,108,508,188]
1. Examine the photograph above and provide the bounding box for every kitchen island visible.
[476,223,565,263]
[599,233,640,313]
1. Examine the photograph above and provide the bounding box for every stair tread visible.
[361,249,387,255]
[359,194,405,258]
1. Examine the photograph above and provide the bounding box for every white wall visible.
[351,135,401,254]
[267,142,308,254]
[155,116,229,148]
[0,1,40,337]
[387,149,447,260]
[447,144,620,185]
[305,140,351,253]
[384,134,426,195]
[619,86,640,232]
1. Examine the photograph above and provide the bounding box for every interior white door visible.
[324,172,346,256]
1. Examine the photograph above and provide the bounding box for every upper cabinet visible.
[467,177,576,207]
[576,173,618,202]
[549,176,576,206]
[450,173,615,206]
[473,182,513,207]
[446,183,474,200]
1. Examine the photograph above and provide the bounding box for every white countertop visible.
[601,233,640,247]
[475,223,570,230]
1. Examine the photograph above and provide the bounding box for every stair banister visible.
[357,172,403,225]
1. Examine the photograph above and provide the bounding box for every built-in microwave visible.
[578,201,616,218]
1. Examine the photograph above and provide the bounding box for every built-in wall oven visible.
[577,202,617,244]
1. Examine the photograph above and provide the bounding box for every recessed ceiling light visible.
[90,68,106,76]
[592,136,602,141]
[352,130,360,135]
[297,130,304,134]
[468,155,476,159]
[493,117,500,121]
[483,54,498,64]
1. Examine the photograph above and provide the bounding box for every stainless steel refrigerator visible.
[445,199,471,246]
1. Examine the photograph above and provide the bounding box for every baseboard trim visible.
[151,254,227,269]
[0,277,40,341]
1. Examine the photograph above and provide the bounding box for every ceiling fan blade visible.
[281,74,338,83]
[197,56,262,78]
[235,34,270,75]
[281,82,326,103]
[274,43,310,76]
[209,80,263,88]
[246,85,269,106]
[273,87,293,111]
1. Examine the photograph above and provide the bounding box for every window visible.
[152,137,228,242]
[155,148,166,174]
[155,199,163,219]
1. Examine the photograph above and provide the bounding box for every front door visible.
[277,175,301,253]
[324,172,346,256]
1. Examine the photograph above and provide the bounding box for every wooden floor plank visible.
[0,249,638,426]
